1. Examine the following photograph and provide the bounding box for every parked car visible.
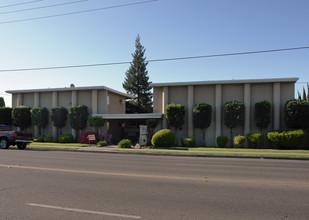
[0,124,33,150]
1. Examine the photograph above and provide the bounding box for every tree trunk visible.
[202,128,205,147]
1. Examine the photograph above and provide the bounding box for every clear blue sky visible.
[1,0,309,106]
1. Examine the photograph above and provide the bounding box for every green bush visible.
[246,131,264,145]
[216,136,228,147]
[97,140,107,147]
[267,129,304,148]
[118,139,132,148]
[34,136,44,142]
[0,107,12,125]
[254,100,271,130]
[233,135,246,147]
[43,134,53,142]
[151,129,176,147]
[12,106,32,131]
[58,134,74,143]
[166,104,185,130]
[285,100,309,129]
[182,137,196,147]
[146,119,158,129]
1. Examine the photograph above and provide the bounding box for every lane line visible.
[1,164,308,187]
[0,164,201,181]
[27,203,141,219]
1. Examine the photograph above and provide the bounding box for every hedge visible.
[267,129,304,148]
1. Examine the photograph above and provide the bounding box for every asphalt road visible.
[0,149,309,220]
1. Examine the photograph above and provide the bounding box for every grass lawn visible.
[30,142,91,147]
[152,146,309,154]
[120,149,309,158]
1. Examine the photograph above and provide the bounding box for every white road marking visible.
[27,203,141,219]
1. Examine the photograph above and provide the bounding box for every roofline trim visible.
[6,85,135,99]
[150,77,299,87]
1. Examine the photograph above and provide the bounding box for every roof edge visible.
[6,85,135,99]
[151,77,299,87]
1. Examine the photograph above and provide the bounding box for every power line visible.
[0,46,308,73]
[0,0,158,24]
[0,0,43,9]
[0,0,88,15]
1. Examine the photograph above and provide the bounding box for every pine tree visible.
[123,35,152,113]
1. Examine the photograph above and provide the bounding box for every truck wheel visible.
[17,143,27,150]
[0,138,9,149]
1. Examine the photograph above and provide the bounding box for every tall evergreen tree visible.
[123,35,152,113]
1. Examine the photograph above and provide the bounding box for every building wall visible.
[108,92,126,114]
[11,88,127,140]
[153,81,296,146]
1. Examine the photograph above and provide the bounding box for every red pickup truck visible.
[0,124,33,150]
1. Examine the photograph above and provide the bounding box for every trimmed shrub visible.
[233,135,246,147]
[216,136,228,147]
[254,100,271,130]
[43,134,53,142]
[97,140,107,147]
[285,100,309,129]
[151,129,176,147]
[267,129,304,148]
[246,131,264,146]
[118,139,132,148]
[224,101,245,146]
[34,136,44,142]
[31,107,49,134]
[88,116,105,133]
[193,103,212,146]
[182,137,196,147]
[166,104,185,130]
[12,106,32,131]
[146,119,158,129]
[58,134,74,143]
[69,105,89,134]
[0,107,12,125]
[50,106,68,134]
[79,132,98,144]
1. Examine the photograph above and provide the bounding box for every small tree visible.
[166,103,185,145]
[69,105,89,137]
[254,100,271,130]
[12,106,32,131]
[0,97,5,107]
[0,107,12,125]
[193,103,212,146]
[146,118,158,139]
[285,100,309,129]
[224,101,245,146]
[50,106,68,135]
[31,107,48,135]
[88,116,105,133]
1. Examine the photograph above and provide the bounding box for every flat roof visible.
[92,113,162,119]
[6,85,134,99]
[151,77,299,87]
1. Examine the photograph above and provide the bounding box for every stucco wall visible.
[108,93,126,114]
[9,88,128,140]
[153,80,296,146]
[98,90,108,114]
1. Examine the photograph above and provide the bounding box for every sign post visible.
[139,125,147,147]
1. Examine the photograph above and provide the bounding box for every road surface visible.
[0,149,308,219]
